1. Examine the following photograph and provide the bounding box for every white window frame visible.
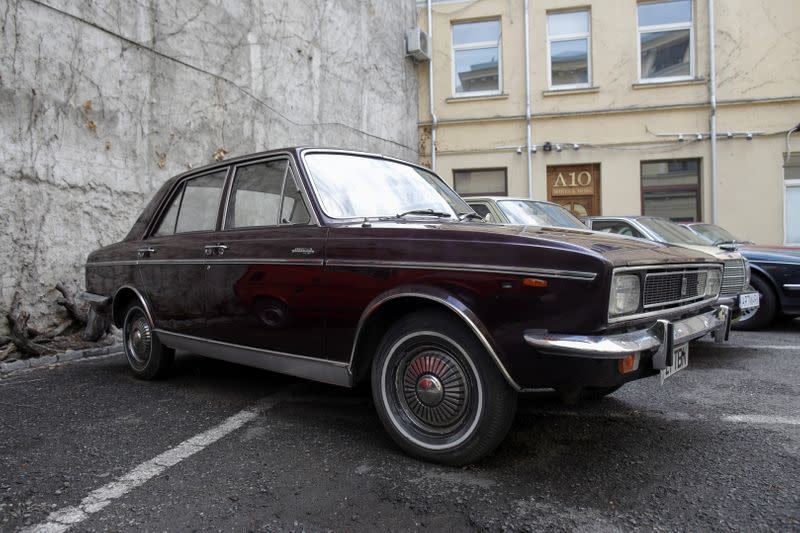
[451,19,503,98]
[546,9,592,90]
[786,180,800,244]
[636,0,695,83]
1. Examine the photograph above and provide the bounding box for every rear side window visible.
[152,170,227,236]
[225,159,310,229]
[468,203,491,218]
[591,220,643,238]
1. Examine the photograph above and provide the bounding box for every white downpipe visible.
[427,0,437,171]
[524,0,533,198]
[708,0,717,223]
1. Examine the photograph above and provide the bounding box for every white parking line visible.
[695,344,798,350]
[519,408,800,426]
[722,414,800,426]
[22,391,290,533]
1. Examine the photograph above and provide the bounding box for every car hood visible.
[337,221,716,267]
[671,243,741,260]
[741,245,800,264]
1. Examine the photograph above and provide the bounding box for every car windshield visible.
[497,200,586,228]
[304,153,471,219]
[690,223,740,244]
[638,218,710,245]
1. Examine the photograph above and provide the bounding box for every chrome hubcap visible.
[400,350,469,430]
[127,316,152,365]
[415,374,444,406]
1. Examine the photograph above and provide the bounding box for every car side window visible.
[225,160,310,229]
[280,168,311,225]
[468,203,491,218]
[152,170,226,236]
[225,160,286,229]
[153,183,185,237]
[592,220,643,238]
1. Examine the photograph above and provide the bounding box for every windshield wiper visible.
[396,209,452,219]
[457,212,484,221]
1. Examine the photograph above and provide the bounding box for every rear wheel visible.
[371,311,517,465]
[122,304,174,379]
[733,275,777,331]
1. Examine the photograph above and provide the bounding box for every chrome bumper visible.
[523,305,731,370]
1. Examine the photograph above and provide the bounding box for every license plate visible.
[660,344,689,384]
[739,292,760,310]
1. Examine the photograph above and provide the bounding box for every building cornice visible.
[418,95,800,126]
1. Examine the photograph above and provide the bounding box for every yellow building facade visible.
[416,0,800,244]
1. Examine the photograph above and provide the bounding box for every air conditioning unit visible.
[405,27,430,61]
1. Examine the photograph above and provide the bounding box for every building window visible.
[547,10,591,89]
[638,0,693,81]
[452,19,502,96]
[641,159,700,222]
[785,153,800,244]
[453,168,507,196]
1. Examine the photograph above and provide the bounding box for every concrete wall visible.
[0,0,419,334]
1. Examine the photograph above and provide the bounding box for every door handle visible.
[204,243,228,256]
[137,247,156,258]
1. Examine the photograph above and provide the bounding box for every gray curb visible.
[0,343,124,375]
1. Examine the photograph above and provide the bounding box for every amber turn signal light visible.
[618,353,640,374]
[523,278,548,288]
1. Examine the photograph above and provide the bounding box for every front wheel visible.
[371,311,517,465]
[122,304,174,379]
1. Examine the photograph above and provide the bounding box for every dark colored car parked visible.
[684,223,800,329]
[85,148,732,465]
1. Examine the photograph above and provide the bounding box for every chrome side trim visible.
[112,285,155,326]
[92,258,324,267]
[205,258,324,266]
[154,330,351,387]
[327,259,597,281]
[523,306,731,366]
[784,284,800,290]
[753,260,800,267]
[88,260,139,268]
[348,287,521,391]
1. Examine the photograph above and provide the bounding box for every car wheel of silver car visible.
[122,304,174,380]
[371,310,517,465]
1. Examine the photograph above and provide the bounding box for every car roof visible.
[465,196,563,206]
[164,146,427,183]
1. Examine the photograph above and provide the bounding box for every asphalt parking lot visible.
[1,321,798,532]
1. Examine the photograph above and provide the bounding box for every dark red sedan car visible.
[85,148,732,464]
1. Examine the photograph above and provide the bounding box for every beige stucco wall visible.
[418,0,800,244]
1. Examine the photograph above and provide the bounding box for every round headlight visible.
[609,274,641,317]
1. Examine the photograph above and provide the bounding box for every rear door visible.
[137,169,228,336]
[202,156,326,358]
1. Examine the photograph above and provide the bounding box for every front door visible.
[202,157,326,358]
[547,163,601,217]
[137,169,228,337]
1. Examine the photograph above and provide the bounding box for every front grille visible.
[720,259,746,297]
[643,270,708,309]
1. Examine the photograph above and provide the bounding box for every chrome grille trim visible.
[720,259,746,297]
[643,269,708,309]
[608,263,723,325]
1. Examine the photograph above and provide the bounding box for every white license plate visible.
[660,344,689,384]
[739,292,760,310]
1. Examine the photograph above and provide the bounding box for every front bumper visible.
[523,305,731,370]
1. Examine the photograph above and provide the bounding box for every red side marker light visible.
[523,278,548,288]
